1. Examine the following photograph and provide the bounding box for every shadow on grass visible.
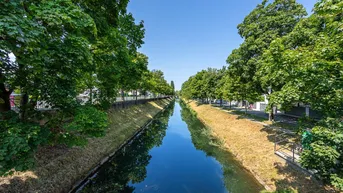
[0,99,173,193]
[258,124,333,192]
[210,104,331,192]
[218,106,269,123]
[272,162,333,193]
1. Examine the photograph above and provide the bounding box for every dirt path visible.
[187,101,329,193]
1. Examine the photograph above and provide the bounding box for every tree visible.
[220,73,241,109]
[148,70,173,97]
[0,0,97,113]
[181,68,226,104]
[259,0,343,189]
[0,0,171,176]
[227,0,307,120]
[171,80,175,95]
[213,67,226,106]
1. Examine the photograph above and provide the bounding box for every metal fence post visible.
[274,134,277,153]
[292,144,295,162]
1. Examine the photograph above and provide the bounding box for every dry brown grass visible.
[0,99,171,193]
[187,100,332,193]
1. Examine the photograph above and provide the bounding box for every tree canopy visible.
[0,0,173,176]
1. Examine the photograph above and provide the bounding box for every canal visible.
[77,101,264,193]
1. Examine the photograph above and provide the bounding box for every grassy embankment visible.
[184,100,331,193]
[0,99,171,193]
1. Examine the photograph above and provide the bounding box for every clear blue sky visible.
[127,0,317,90]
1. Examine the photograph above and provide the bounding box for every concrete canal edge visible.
[69,98,174,193]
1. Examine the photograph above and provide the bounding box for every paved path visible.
[215,104,299,126]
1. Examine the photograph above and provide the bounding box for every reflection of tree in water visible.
[179,101,262,193]
[81,101,175,193]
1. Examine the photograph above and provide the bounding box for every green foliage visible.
[181,68,225,101]
[182,0,308,111]
[255,1,343,188]
[297,116,316,134]
[56,106,108,147]
[181,0,343,189]
[170,80,175,95]
[0,0,171,176]
[261,0,343,118]
[331,174,343,191]
[300,120,343,189]
[148,70,174,96]
[0,111,49,176]
[228,0,307,106]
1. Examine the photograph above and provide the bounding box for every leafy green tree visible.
[181,68,225,103]
[227,0,307,120]
[171,80,175,95]
[260,0,343,189]
[220,73,241,109]
[0,0,97,113]
[180,76,194,100]
[149,70,173,96]
[261,0,343,118]
[213,67,226,106]
[0,0,170,176]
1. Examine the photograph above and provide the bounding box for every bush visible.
[299,119,343,190]
[0,105,109,176]
[0,111,49,176]
[297,116,316,134]
[54,105,109,147]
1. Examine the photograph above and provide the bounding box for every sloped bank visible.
[0,99,172,193]
[182,99,329,193]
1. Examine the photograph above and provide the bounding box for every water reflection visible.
[78,101,263,193]
[80,101,175,193]
[179,101,264,193]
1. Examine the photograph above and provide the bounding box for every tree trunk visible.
[245,100,248,114]
[269,103,275,122]
[121,90,125,101]
[135,90,138,104]
[220,98,223,107]
[0,91,11,112]
[121,90,125,108]
[0,75,12,112]
[269,111,274,121]
[20,93,29,120]
[229,101,231,109]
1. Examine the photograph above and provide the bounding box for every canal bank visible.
[0,99,172,193]
[183,100,328,193]
[77,100,264,193]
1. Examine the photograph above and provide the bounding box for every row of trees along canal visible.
[0,1,174,176]
[181,0,343,191]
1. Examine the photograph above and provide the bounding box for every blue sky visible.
[127,0,318,90]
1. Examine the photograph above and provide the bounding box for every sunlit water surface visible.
[78,101,264,193]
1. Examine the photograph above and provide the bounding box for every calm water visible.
[78,101,264,193]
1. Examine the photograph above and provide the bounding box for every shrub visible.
[300,119,343,190]
[54,105,109,147]
[0,111,49,176]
